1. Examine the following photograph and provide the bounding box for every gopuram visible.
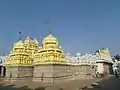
[4,32,113,83]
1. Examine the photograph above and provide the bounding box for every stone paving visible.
[0,76,113,90]
[84,75,120,90]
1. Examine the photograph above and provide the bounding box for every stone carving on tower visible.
[24,37,39,55]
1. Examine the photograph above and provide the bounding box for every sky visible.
[0,0,120,56]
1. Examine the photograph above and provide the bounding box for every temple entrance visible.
[0,66,6,77]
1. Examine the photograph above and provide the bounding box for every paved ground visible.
[83,75,120,90]
[0,76,113,90]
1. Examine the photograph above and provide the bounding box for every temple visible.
[5,37,39,80]
[4,32,113,83]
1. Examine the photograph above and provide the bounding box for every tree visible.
[114,54,120,61]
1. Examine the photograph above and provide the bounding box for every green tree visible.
[114,54,120,61]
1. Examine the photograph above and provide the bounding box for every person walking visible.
[115,69,119,78]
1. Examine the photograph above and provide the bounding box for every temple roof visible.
[24,36,39,46]
[13,40,25,49]
[42,34,57,44]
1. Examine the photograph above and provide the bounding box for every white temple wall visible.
[96,63,104,74]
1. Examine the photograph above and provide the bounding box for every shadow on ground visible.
[91,82,102,88]
[0,84,46,90]
[80,82,103,90]
[82,76,120,90]
[0,84,64,90]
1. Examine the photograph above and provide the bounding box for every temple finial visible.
[19,32,22,40]
[49,28,52,35]
[43,18,52,35]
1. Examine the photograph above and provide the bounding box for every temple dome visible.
[34,33,66,64]
[42,34,57,44]
[13,40,25,49]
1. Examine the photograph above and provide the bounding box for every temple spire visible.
[19,32,22,40]
[48,28,52,35]
[43,18,52,35]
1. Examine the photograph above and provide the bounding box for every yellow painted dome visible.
[42,34,57,44]
[13,40,25,49]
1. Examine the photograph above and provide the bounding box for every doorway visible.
[0,66,6,77]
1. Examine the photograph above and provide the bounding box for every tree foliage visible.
[114,54,120,61]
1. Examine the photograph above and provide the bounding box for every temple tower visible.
[5,35,39,81]
[96,48,113,75]
[24,37,39,56]
[33,33,67,83]
[5,40,33,81]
